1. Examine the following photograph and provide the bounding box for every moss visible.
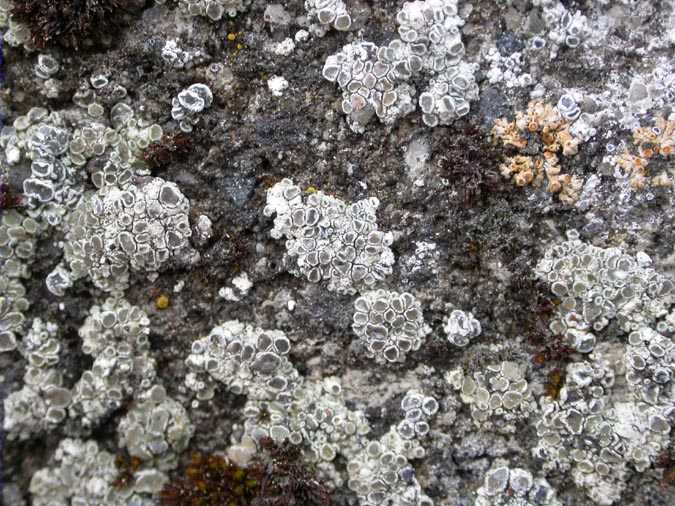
[544,368,566,400]
[10,0,140,50]
[161,451,261,506]
[142,133,193,171]
[256,437,331,506]
[161,439,331,506]
[112,452,143,490]
[0,181,24,209]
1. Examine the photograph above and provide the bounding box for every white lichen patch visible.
[264,179,395,294]
[171,83,213,133]
[533,346,672,504]
[59,177,194,292]
[185,320,299,402]
[30,439,166,506]
[305,0,352,34]
[117,385,193,469]
[443,309,481,347]
[476,463,561,506]
[536,230,674,353]
[352,289,430,363]
[322,0,478,132]
[450,361,536,433]
[156,0,251,20]
[267,75,289,97]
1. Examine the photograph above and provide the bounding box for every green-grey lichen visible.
[58,177,194,293]
[186,318,438,503]
[155,0,251,21]
[447,361,536,433]
[264,178,395,294]
[30,438,166,506]
[117,385,194,470]
[625,326,674,406]
[305,0,352,33]
[533,345,672,505]
[69,299,157,428]
[322,0,478,132]
[475,463,561,506]
[346,427,433,506]
[396,390,439,440]
[0,209,38,352]
[3,318,71,440]
[352,289,430,363]
[185,319,299,403]
[244,376,370,463]
[535,230,674,353]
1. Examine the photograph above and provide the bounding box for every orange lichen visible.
[492,101,583,204]
[492,118,527,149]
[612,116,675,190]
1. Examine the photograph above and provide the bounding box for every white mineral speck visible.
[232,273,253,295]
[295,29,310,43]
[268,76,289,97]
[273,38,295,56]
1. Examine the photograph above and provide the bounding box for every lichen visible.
[492,101,584,204]
[264,178,395,294]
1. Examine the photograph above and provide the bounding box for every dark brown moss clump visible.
[544,368,566,400]
[112,452,143,490]
[255,437,331,506]
[142,133,194,171]
[655,449,675,488]
[161,451,261,506]
[161,438,331,506]
[0,181,24,209]
[11,0,139,50]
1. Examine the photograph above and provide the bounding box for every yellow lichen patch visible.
[305,186,318,194]
[492,101,583,204]
[611,116,675,190]
[225,32,245,57]
[155,294,170,310]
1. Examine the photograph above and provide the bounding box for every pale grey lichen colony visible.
[1,0,674,505]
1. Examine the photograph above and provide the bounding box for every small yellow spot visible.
[227,32,237,42]
[236,43,244,51]
[155,294,170,310]
[305,186,318,194]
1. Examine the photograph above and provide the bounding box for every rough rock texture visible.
[1,1,674,505]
